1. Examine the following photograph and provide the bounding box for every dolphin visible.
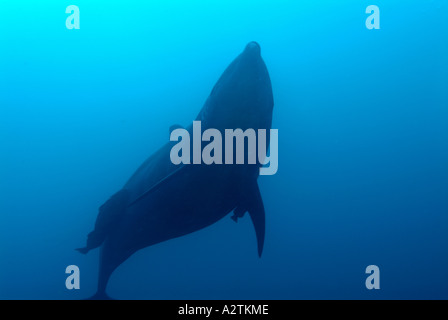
[77,41,274,299]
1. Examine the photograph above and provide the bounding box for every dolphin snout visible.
[245,41,261,56]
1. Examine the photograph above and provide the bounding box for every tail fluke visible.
[85,291,114,300]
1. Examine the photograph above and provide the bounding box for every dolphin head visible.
[243,41,261,58]
[235,41,264,77]
[199,42,274,131]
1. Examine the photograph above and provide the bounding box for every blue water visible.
[1,0,447,300]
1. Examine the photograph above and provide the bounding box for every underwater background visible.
[1,0,447,300]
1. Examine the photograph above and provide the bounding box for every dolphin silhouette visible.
[77,42,274,299]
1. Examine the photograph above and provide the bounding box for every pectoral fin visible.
[248,182,265,257]
[231,206,246,222]
[233,181,265,257]
[76,189,129,254]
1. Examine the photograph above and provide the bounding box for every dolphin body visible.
[77,42,274,299]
